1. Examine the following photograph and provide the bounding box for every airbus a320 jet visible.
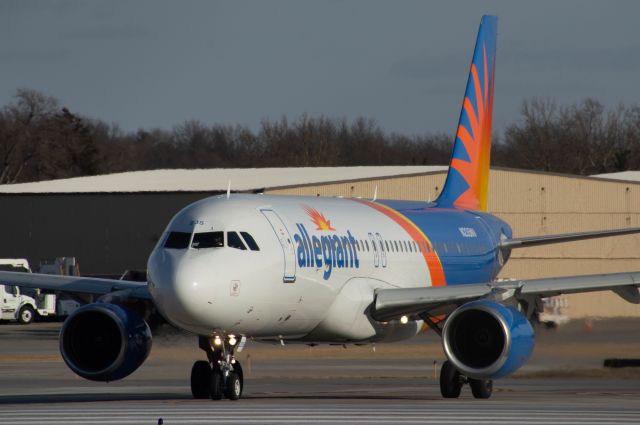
[3,15,640,401]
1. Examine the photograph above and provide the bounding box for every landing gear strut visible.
[439,360,493,399]
[191,334,245,401]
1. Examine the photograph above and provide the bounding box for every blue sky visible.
[1,1,638,136]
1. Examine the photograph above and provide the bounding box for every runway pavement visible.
[2,401,640,425]
[2,383,640,425]
[1,320,640,424]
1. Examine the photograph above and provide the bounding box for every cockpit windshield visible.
[164,232,191,249]
[192,231,224,249]
[164,230,259,251]
[240,232,260,251]
[227,232,247,250]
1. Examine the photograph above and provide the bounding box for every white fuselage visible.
[147,194,449,342]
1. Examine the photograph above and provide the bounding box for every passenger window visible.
[192,231,224,249]
[394,241,399,252]
[240,232,260,251]
[385,241,390,252]
[228,232,247,250]
[365,240,369,251]
[165,231,191,249]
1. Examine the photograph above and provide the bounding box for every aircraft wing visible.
[0,271,151,300]
[371,271,640,322]
[500,227,640,249]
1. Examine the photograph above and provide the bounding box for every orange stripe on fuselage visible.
[353,199,446,286]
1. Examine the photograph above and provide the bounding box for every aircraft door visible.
[261,209,296,283]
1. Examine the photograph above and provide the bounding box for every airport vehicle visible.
[0,259,54,324]
[1,15,640,401]
[0,258,82,323]
[0,283,55,324]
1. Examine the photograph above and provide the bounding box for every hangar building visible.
[0,166,639,319]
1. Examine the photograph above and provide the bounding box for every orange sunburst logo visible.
[303,206,336,231]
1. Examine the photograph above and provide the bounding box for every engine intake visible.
[442,299,534,379]
[60,303,152,382]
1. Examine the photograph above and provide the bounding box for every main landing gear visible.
[439,360,493,399]
[191,334,245,401]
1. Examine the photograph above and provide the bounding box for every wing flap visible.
[518,272,640,297]
[372,272,640,322]
[0,271,151,300]
[373,283,492,321]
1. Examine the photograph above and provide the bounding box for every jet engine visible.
[442,299,534,379]
[60,303,152,382]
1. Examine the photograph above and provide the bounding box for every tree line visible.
[1,88,639,184]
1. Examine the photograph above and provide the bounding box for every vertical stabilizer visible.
[437,15,497,211]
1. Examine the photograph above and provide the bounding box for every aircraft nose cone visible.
[148,249,212,328]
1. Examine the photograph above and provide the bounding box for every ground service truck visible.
[0,258,80,324]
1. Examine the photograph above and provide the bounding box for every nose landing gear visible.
[191,334,245,401]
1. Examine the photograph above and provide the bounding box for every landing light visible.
[213,336,222,346]
[228,335,237,346]
[400,316,409,324]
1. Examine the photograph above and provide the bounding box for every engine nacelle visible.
[442,299,534,379]
[60,303,152,382]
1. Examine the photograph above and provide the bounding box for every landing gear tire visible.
[469,378,493,399]
[440,360,462,398]
[234,361,244,392]
[224,371,242,401]
[210,368,223,400]
[190,360,212,399]
[18,305,35,325]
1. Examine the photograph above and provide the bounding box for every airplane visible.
[2,14,640,401]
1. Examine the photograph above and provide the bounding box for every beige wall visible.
[266,169,640,319]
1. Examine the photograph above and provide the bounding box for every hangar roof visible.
[0,166,448,194]
[591,171,640,182]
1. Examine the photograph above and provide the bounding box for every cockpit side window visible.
[240,232,260,251]
[192,231,224,249]
[227,232,247,250]
[164,231,191,249]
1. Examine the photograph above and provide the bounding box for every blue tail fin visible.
[437,15,497,211]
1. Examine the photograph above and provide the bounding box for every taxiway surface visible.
[1,320,639,424]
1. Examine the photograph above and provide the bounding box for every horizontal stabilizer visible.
[500,227,640,250]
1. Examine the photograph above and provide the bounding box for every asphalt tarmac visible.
[1,319,640,424]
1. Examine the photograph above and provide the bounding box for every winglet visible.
[437,15,497,211]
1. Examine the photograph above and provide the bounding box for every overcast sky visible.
[1,1,639,136]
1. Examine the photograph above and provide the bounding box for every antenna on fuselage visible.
[226,179,231,199]
[372,185,378,202]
